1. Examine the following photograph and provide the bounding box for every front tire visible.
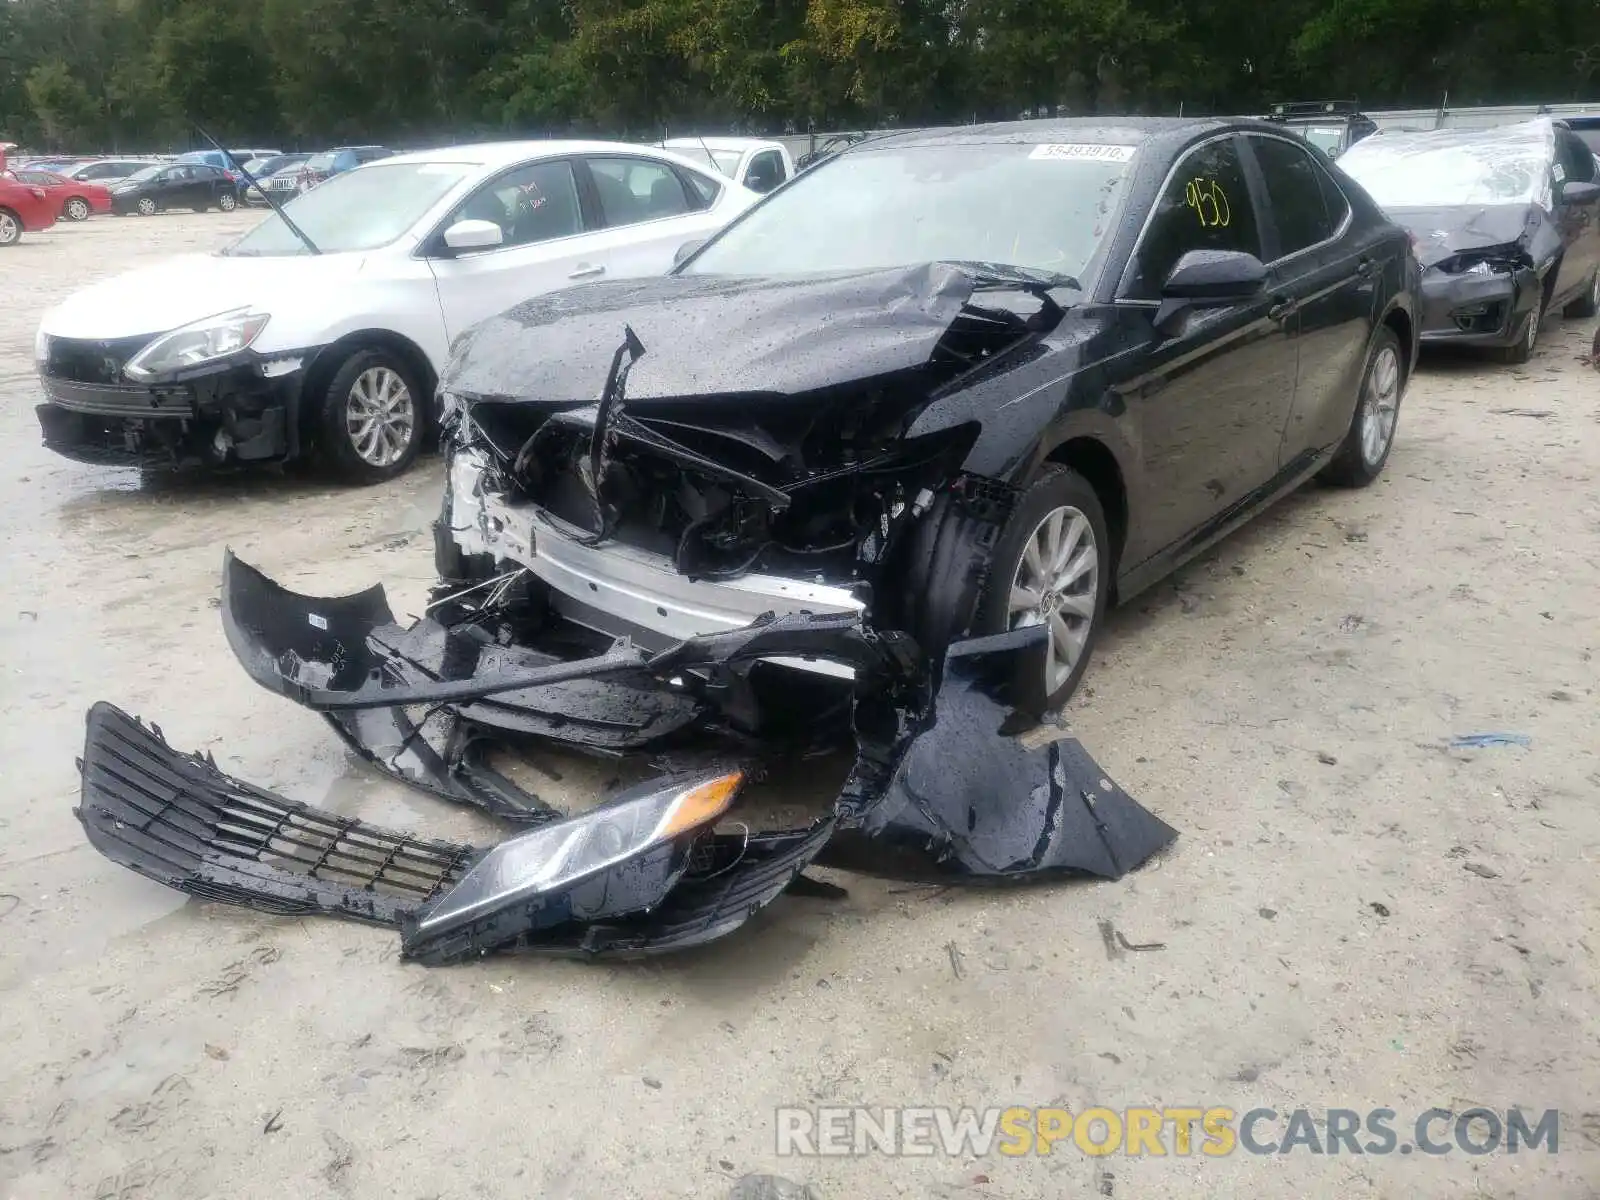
[64,197,91,221]
[974,466,1110,716]
[1321,326,1403,488]
[316,349,426,484]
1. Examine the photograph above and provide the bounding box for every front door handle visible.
[1268,297,1296,322]
[568,263,606,279]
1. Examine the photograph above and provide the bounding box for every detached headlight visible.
[412,770,744,939]
[123,308,270,381]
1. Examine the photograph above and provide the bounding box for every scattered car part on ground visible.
[74,550,1177,964]
[436,117,1418,718]
[1338,118,1600,363]
[32,141,759,481]
[5,168,113,220]
[0,175,57,246]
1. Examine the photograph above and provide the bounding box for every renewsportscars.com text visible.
[775,1106,1561,1158]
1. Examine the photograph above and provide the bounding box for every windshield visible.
[683,141,1134,284]
[224,162,470,255]
[1339,123,1555,209]
[671,145,743,177]
[123,165,164,184]
[306,152,338,172]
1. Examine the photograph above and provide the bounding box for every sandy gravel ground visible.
[1,212,1597,1200]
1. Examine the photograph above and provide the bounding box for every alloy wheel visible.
[137,197,156,216]
[219,192,237,211]
[1007,504,1099,697]
[1524,296,1542,354]
[65,198,90,221]
[0,212,18,246]
[1360,345,1401,467]
[344,367,416,468]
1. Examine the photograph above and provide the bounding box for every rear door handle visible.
[1268,297,1296,322]
[1356,256,1376,278]
[569,263,605,279]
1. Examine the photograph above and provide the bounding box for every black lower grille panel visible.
[76,702,477,925]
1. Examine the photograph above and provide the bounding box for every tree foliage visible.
[0,0,1593,151]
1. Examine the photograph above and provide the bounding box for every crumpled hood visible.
[442,264,980,404]
[1386,204,1551,269]
[40,251,370,340]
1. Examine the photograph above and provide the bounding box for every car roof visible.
[1351,117,1555,155]
[376,140,723,170]
[860,116,1252,154]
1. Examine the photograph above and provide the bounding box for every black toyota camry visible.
[75,118,1421,963]
[427,116,1420,715]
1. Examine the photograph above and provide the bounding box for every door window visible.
[448,159,584,249]
[678,167,721,210]
[744,150,786,194]
[1555,129,1596,186]
[587,157,691,227]
[1122,136,1263,300]
[1249,135,1337,258]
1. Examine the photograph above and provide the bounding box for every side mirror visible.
[442,219,503,253]
[673,238,707,267]
[1154,249,1266,335]
[1559,180,1600,205]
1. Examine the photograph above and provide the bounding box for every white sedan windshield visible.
[683,142,1135,283]
[224,162,471,255]
[1339,121,1555,209]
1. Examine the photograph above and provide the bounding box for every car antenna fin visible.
[189,119,321,255]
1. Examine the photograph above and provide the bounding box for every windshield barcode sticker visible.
[1029,143,1136,162]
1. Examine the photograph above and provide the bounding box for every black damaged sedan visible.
[434,117,1420,714]
[75,118,1420,964]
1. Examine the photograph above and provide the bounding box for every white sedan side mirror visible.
[443,219,503,251]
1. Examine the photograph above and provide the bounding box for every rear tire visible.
[1320,326,1404,488]
[1563,269,1600,319]
[973,466,1110,717]
[64,197,91,221]
[315,348,427,485]
[218,192,238,212]
[136,196,157,216]
[0,209,20,246]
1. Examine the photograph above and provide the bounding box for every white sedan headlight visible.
[123,308,271,381]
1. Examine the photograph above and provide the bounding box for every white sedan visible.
[34,141,759,483]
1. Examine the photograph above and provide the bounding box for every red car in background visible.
[5,168,114,221]
[0,176,57,246]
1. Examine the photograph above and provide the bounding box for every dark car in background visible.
[1265,101,1380,160]
[1338,118,1600,362]
[295,145,394,192]
[242,153,311,204]
[109,162,242,215]
[1563,114,1600,156]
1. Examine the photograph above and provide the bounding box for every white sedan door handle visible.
[568,263,605,279]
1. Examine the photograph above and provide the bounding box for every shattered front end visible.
[74,267,1177,963]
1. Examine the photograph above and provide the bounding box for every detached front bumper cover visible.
[74,553,1177,964]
